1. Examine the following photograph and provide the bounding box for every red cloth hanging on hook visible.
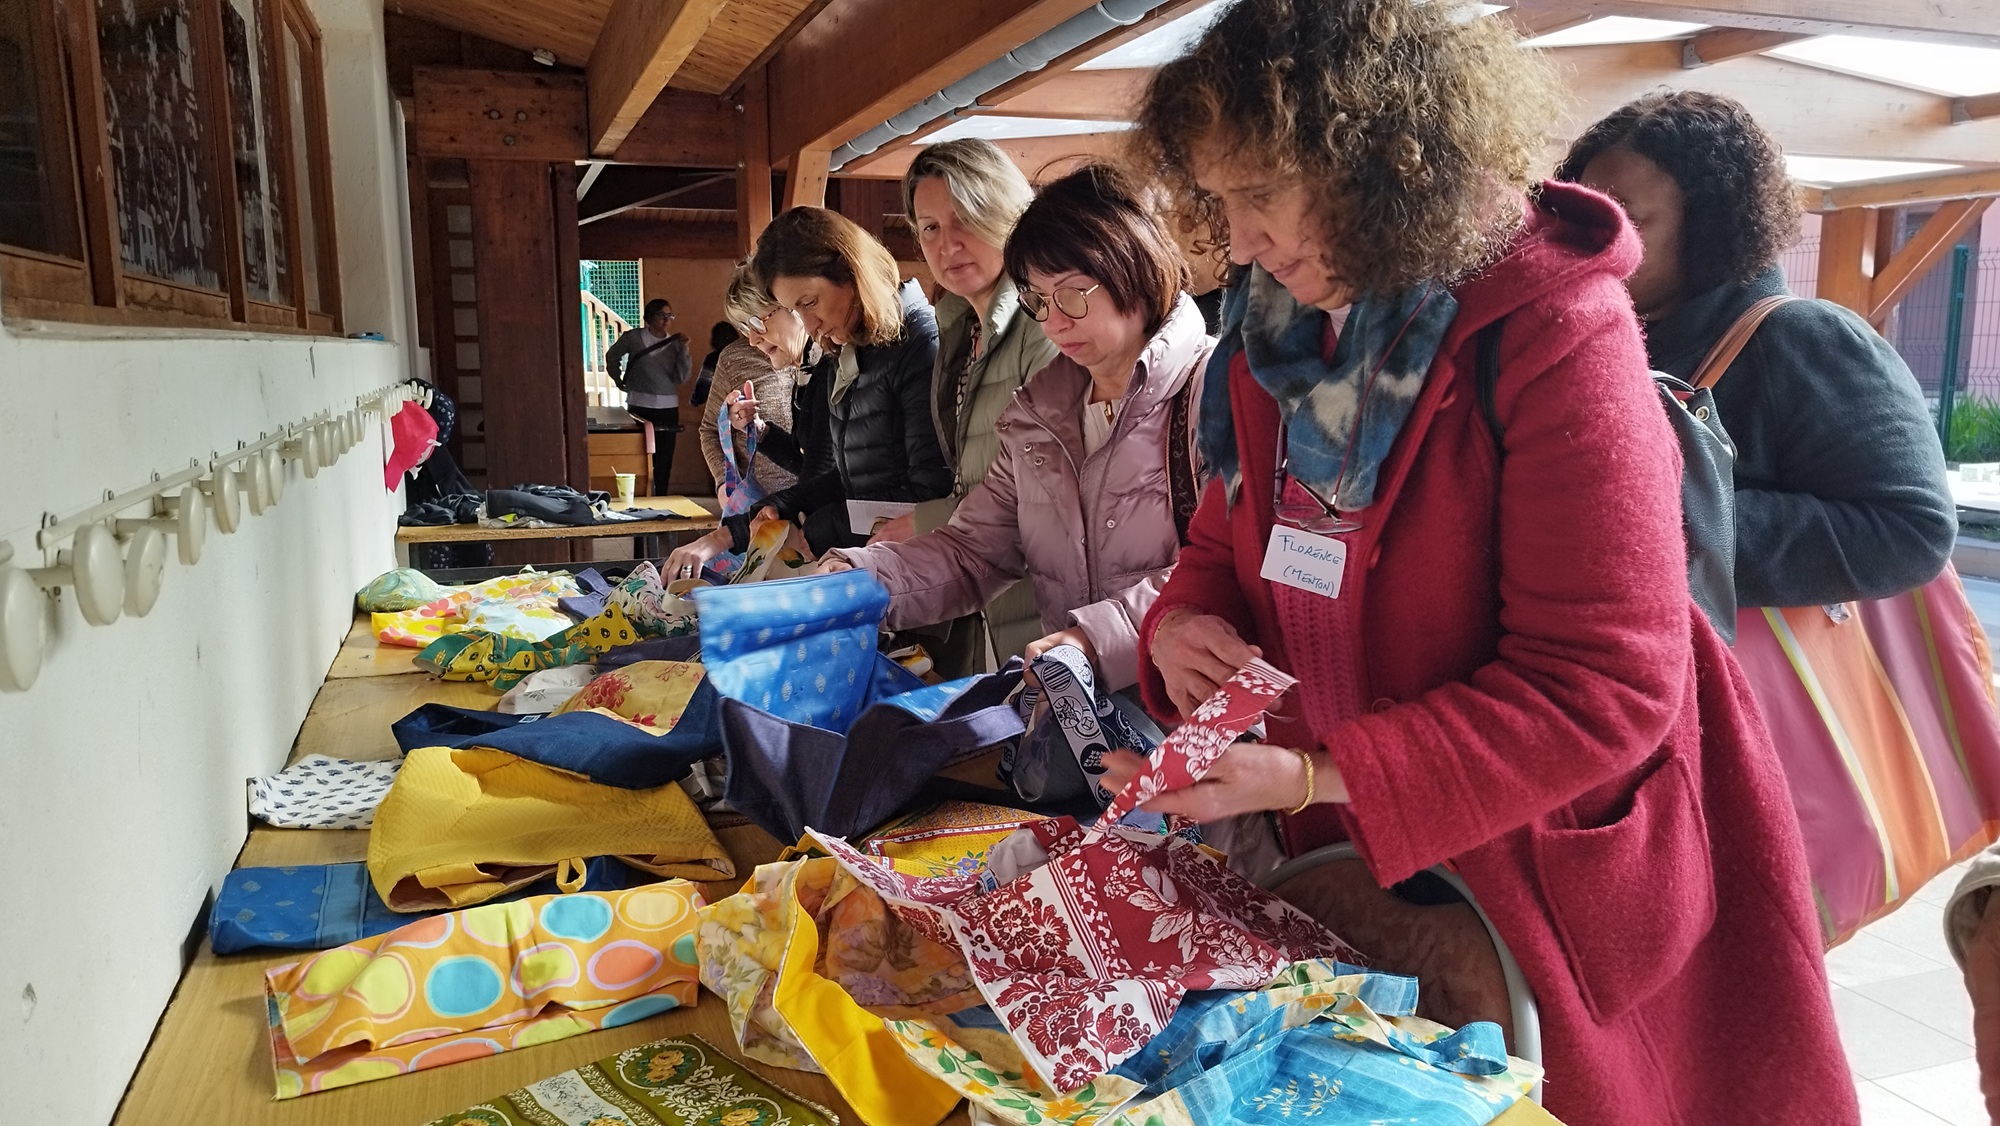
[385,400,440,490]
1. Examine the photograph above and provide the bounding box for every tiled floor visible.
[1836,863,1986,1123]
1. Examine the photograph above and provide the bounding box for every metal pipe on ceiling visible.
[827,0,1164,172]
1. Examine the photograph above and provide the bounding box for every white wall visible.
[0,1,411,1121]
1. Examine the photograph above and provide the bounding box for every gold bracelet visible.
[1287,748,1316,816]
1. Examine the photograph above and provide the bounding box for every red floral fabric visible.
[1096,659,1297,827]
[807,818,1362,1092]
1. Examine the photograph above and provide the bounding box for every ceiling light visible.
[1768,35,2000,98]
[927,116,1134,142]
[1785,155,1961,186]
[1522,16,1706,49]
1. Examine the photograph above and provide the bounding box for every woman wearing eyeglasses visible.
[1118,2,1851,1123]
[665,207,948,573]
[818,164,1211,693]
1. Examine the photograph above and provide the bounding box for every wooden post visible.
[1815,207,1876,317]
[781,147,831,211]
[62,0,123,308]
[736,66,773,254]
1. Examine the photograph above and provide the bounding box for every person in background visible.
[698,263,806,502]
[819,164,1211,692]
[605,297,691,495]
[887,138,1062,672]
[665,207,946,574]
[690,321,739,408]
[1558,90,1953,607]
[1121,1,1855,1122]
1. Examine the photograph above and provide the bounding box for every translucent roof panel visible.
[1078,3,1227,70]
[1785,155,1961,185]
[926,116,1135,142]
[1522,16,1706,48]
[1767,36,2000,98]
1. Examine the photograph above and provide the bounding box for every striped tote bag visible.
[1733,564,2000,945]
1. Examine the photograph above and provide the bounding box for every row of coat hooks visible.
[0,381,421,693]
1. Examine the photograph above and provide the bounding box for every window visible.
[0,0,340,332]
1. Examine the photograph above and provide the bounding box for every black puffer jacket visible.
[759,279,950,520]
[1646,265,1955,607]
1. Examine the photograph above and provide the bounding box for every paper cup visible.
[614,472,636,506]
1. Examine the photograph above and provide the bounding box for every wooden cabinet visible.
[587,427,650,496]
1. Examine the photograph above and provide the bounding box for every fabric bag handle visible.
[1690,295,1802,391]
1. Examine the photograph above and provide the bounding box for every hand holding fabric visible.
[725,381,761,431]
[1150,609,1263,717]
[1137,742,1346,821]
[815,555,856,575]
[666,529,733,580]
[1024,627,1097,678]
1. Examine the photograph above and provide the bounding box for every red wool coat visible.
[1139,182,1856,1125]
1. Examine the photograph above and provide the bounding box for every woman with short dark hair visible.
[604,297,690,494]
[820,164,1212,691]
[1559,90,1953,606]
[1124,1,1854,1122]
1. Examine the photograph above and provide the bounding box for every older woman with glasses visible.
[696,262,811,505]
[818,164,1212,693]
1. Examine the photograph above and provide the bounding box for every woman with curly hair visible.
[1559,91,1953,606]
[1119,1,1854,1121]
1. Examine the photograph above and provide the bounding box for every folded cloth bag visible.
[1103,962,1536,1126]
[694,570,913,731]
[368,742,734,911]
[210,857,642,955]
[417,1033,839,1126]
[392,704,721,790]
[609,560,704,638]
[266,882,705,1098]
[808,817,1363,1093]
[375,571,580,648]
[860,802,1047,878]
[556,566,613,621]
[248,755,401,831]
[697,857,967,1126]
[417,603,643,690]
[355,568,448,612]
[495,664,600,715]
[720,670,1026,842]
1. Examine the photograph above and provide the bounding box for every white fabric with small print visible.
[248,755,402,830]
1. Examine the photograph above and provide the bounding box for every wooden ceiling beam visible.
[1500,5,1598,39]
[1806,167,2000,210]
[765,0,1105,163]
[978,66,1150,120]
[1555,42,2000,165]
[610,88,739,166]
[1954,93,2000,124]
[1507,0,2000,49]
[411,67,589,161]
[979,0,1210,105]
[781,147,833,208]
[1868,198,1994,320]
[737,66,775,252]
[838,127,1128,179]
[1679,27,1806,67]
[586,0,730,156]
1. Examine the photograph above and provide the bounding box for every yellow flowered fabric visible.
[266,882,704,1099]
[373,572,580,648]
[369,740,733,912]
[859,802,1043,878]
[696,858,964,1126]
[417,603,642,690]
[553,660,706,729]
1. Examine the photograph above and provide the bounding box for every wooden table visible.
[394,495,720,545]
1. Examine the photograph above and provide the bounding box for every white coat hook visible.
[115,487,205,566]
[244,450,272,516]
[263,447,285,506]
[285,428,321,478]
[201,466,242,534]
[118,524,168,617]
[0,543,45,692]
[348,409,363,449]
[27,523,125,627]
[321,419,342,464]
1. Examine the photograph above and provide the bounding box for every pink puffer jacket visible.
[830,295,1213,690]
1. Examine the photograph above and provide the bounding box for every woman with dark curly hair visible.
[1119,1,1854,1122]
[1559,91,1953,606]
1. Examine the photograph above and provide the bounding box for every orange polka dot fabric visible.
[265,882,705,1099]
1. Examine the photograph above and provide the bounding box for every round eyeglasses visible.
[1018,283,1102,322]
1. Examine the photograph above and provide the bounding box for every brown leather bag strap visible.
[1690,294,1803,391]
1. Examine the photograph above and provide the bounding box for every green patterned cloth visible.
[421,1034,839,1126]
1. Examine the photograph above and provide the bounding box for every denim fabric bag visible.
[391,700,723,789]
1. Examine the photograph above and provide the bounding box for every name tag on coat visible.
[1261,527,1348,598]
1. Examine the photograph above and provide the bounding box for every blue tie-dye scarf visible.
[1200,266,1458,511]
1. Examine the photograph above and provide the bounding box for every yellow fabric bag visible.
[369,744,734,912]
[697,858,963,1126]
[552,660,706,727]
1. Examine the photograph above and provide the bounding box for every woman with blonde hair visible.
[887,138,1062,671]
[1121,0,1852,1121]
[697,262,807,504]
[666,207,946,571]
